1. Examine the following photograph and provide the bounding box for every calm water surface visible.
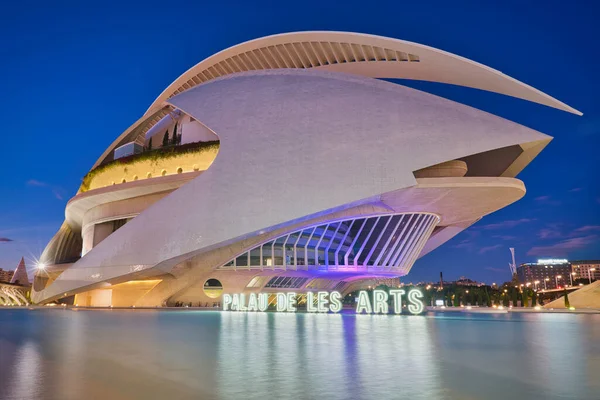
[1,309,599,400]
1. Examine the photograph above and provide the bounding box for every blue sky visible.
[0,0,598,283]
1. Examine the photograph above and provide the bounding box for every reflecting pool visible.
[1,310,599,399]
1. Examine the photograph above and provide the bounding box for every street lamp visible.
[570,272,575,287]
[544,277,549,290]
[556,275,562,289]
[590,268,596,284]
[534,280,540,291]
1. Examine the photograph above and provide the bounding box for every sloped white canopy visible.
[147,31,581,115]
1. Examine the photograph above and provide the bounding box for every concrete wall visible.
[93,222,113,248]
[181,115,219,144]
[74,289,112,307]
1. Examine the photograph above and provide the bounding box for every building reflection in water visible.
[1,310,599,400]
[217,312,442,399]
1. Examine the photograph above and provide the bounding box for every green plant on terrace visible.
[80,141,220,192]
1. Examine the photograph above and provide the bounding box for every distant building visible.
[0,268,14,283]
[572,260,600,283]
[10,257,30,286]
[517,259,572,290]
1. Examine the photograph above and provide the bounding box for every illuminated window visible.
[265,276,308,289]
[203,278,223,298]
[246,277,263,288]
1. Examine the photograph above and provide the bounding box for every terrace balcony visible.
[79,141,219,193]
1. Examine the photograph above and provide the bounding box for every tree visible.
[477,291,483,306]
[564,288,571,308]
[511,289,518,307]
[148,137,153,151]
[531,290,537,307]
[162,130,169,147]
[502,293,509,307]
[511,273,520,287]
[484,288,492,307]
[453,293,460,307]
[171,123,179,145]
[522,290,529,307]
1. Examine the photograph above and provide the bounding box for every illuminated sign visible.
[222,289,424,315]
[537,259,569,265]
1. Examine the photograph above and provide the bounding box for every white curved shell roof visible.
[148,31,581,115]
[90,30,579,171]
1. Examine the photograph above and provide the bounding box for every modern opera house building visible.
[32,32,580,307]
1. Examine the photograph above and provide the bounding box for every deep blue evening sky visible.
[1,0,598,283]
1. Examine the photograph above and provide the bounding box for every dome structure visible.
[32,32,580,307]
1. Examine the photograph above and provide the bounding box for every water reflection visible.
[0,310,599,400]
[6,341,42,399]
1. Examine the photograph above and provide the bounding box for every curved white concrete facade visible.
[33,32,579,306]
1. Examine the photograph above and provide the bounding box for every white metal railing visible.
[219,213,439,274]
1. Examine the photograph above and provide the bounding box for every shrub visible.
[80,141,220,192]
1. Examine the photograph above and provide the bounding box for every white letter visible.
[408,289,424,315]
[247,293,258,311]
[329,291,342,313]
[389,289,405,314]
[276,293,287,312]
[373,290,389,314]
[222,294,232,311]
[231,294,240,311]
[306,292,317,312]
[239,294,248,311]
[286,293,297,312]
[257,293,268,311]
[355,290,372,314]
[317,291,329,313]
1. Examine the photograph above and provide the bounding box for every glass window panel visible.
[235,253,248,267]
[249,247,262,266]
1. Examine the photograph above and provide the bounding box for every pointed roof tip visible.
[10,256,30,286]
